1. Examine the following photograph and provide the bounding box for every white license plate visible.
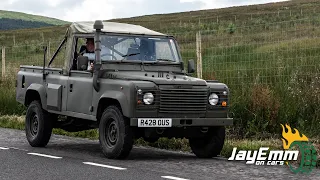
[138,118,172,127]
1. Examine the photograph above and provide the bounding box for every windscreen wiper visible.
[156,58,174,62]
[122,53,140,57]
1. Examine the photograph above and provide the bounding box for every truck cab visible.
[16,20,233,159]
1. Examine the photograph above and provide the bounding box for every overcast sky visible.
[2,0,287,22]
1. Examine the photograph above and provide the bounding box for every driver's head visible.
[86,38,94,52]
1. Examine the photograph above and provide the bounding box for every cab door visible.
[66,71,93,115]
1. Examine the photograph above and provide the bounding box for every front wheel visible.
[99,106,133,159]
[189,126,226,158]
[25,100,54,147]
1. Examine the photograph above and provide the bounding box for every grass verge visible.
[0,115,318,168]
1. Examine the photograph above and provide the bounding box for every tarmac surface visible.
[0,127,319,180]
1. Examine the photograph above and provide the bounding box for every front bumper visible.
[130,117,233,127]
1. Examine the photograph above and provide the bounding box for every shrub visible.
[227,23,236,34]
[0,76,25,115]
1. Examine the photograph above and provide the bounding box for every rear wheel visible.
[25,100,53,147]
[99,106,133,159]
[189,126,225,158]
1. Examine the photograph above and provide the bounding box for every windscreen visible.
[97,35,180,63]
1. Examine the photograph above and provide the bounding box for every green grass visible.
[0,10,68,25]
[1,0,320,46]
[0,77,25,116]
[200,36,320,138]
[0,115,25,130]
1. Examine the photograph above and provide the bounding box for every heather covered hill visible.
[0,10,68,30]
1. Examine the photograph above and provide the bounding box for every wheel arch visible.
[96,91,130,121]
[25,84,47,109]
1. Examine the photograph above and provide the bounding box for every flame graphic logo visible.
[280,124,309,150]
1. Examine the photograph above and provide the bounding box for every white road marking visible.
[83,162,127,170]
[0,147,9,150]
[27,153,62,159]
[8,147,29,151]
[161,176,190,180]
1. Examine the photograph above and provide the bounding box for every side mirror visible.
[77,56,89,70]
[188,59,195,74]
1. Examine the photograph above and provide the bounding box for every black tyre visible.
[25,100,53,147]
[189,126,225,158]
[99,106,133,159]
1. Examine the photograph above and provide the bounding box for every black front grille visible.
[159,88,208,113]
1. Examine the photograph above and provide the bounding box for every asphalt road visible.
[0,128,318,180]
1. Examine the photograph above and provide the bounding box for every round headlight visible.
[209,93,219,105]
[143,93,154,105]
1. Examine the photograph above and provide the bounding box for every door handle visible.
[70,84,73,92]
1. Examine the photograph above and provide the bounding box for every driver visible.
[75,38,114,70]
[72,38,95,70]
[80,38,95,54]
[79,38,95,70]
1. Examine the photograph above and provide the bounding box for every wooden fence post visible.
[41,32,44,43]
[196,31,202,79]
[2,46,5,79]
[13,35,16,46]
[48,40,51,59]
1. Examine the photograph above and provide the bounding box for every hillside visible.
[1,0,320,44]
[109,0,320,33]
[0,10,68,30]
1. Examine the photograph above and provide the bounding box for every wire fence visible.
[200,18,320,86]
[1,18,320,88]
[112,3,320,34]
[0,40,65,78]
[0,16,319,135]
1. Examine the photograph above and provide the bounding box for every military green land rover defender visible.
[16,20,233,159]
